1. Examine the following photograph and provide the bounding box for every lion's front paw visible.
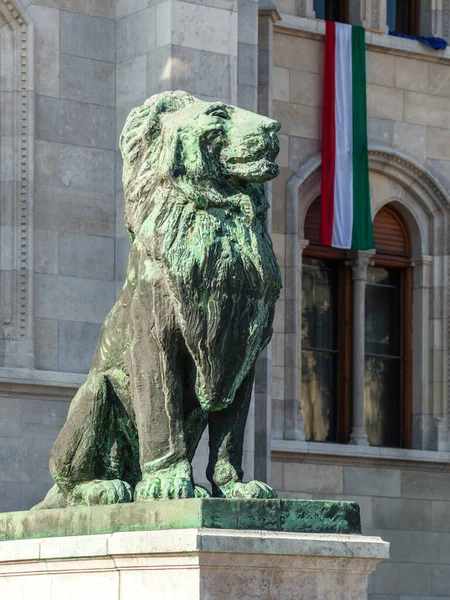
[135,460,196,501]
[68,479,133,506]
[220,480,278,500]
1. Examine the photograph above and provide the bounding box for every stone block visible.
[117,0,148,18]
[35,140,60,186]
[344,466,401,497]
[0,397,21,438]
[271,365,284,399]
[402,470,450,500]
[0,92,17,137]
[289,136,320,172]
[405,91,450,128]
[370,562,429,596]
[31,0,115,17]
[274,34,323,74]
[289,70,321,107]
[26,5,59,97]
[35,185,115,238]
[35,318,58,371]
[238,0,258,46]
[395,57,429,93]
[431,500,450,532]
[58,320,102,373]
[60,11,115,62]
[58,233,114,281]
[430,565,450,596]
[424,158,450,193]
[273,67,289,102]
[238,42,257,86]
[277,0,296,15]
[392,122,427,164]
[35,273,115,323]
[0,481,21,513]
[273,299,285,333]
[59,145,115,194]
[427,127,450,160]
[116,55,147,105]
[367,85,404,121]
[21,399,68,440]
[283,462,344,494]
[271,399,284,439]
[366,51,395,88]
[373,497,431,531]
[237,84,256,112]
[170,1,237,56]
[34,229,58,275]
[36,97,115,151]
[273,100,319,139]
[60,55,115,107]
[430,62,450,98]
[152,45,236,103]
[367,117,394,145]
[117,7,156,62]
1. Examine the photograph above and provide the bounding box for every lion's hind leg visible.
[48,371,135,507]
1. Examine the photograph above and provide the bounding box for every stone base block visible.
[0,528,388,599]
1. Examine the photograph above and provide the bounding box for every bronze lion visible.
[35,90,282,508]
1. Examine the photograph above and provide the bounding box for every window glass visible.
[301,258,338,442]
[313,0,347,22]
[386,0,397,31]
[365,265,402,447]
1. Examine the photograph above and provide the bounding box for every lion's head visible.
[119,91,280,237]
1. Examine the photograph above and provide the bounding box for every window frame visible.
[302,200,413,449]
[302,245,352,444]
[314,0,349,24]
[391,0,421,36]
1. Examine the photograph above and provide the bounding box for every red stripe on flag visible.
[320,20,336,247]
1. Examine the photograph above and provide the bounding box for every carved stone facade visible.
[1,1,450,598]
[0,0,34,368]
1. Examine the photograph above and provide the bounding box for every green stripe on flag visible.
[351,25,375,251]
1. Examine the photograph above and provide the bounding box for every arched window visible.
[366,206,412,447]
[301,199,412,448]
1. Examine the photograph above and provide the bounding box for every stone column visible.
[361,0,388,32]
[253,0,280,482]
[422,0,450,39]
[348,250,374,446]
[296,0,315,18]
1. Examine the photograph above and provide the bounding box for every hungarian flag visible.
[320,21,375,250]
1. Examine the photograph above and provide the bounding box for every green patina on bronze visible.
[33,90,283,510]
[0,500,361,542]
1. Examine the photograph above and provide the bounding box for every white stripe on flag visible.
[332,23,353,249]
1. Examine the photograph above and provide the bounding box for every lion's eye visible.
[210,109,229,120]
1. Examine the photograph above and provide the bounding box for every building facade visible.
[1,0,450,597]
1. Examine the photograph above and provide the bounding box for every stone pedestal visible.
[0,527,388,599]
[0,499,388,599]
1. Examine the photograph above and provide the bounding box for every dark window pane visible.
[302,258,337,351]
[301,257,338,442]
[314,0,325,19]
[365,266,400,357]
[365,265,402,448]
[302,350,337,442]
[313,0,346,22]
[386,0,396,30]
[365,357,401,447]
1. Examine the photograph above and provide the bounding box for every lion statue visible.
[34,90,282,509]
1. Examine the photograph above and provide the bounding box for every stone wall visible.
[29,0,117,374]
[273,452,450,599]
[271,22,450,450]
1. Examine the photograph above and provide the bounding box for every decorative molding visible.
[0,0,34,367]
